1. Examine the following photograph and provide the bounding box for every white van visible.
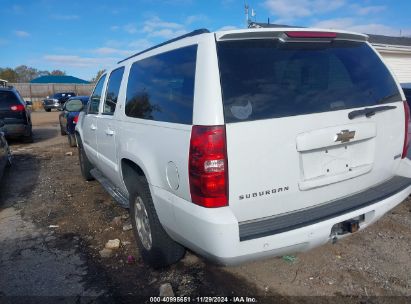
[76,28,411,268]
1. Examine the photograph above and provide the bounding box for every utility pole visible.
[251,8,256,22]
[244,1,249,28]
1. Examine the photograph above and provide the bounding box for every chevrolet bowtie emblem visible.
[335,130,356,143]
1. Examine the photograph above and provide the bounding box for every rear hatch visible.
[216,31,405,222]
[0,90,26,124]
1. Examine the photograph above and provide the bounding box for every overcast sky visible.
[1,0,410,80]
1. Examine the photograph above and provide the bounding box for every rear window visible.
[217,39,401,123]
[0,91,20,109]
[125,45,197,124]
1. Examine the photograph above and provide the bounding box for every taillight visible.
[10,104,25,111]
[285,31,337,38]
[402,100,410,159]
[189,125,228,208]
[73,115,79,124]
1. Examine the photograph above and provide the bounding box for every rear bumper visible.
[154,175,411,265]
[3,123,31,137]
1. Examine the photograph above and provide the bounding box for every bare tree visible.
[50,70,66,76]
[91,69,106,83]
[14,65,39,82]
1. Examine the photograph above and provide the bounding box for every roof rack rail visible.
[118,28,210,64]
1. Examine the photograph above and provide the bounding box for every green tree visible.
[0,68,19,82]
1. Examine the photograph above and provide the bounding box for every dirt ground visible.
[0,111,410,303]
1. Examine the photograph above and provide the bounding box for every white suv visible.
[76,28,411,268]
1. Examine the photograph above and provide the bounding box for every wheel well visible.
[121,159,146,192]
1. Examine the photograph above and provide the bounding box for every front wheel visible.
[130,177,185,268]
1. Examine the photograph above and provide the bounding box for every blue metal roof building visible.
[30,75,89,84]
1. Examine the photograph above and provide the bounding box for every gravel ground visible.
[0,111,410,303]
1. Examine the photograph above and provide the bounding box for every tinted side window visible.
[125,45,197,124]
[404,89,411,109]
[88,75,106,114]
[217,40,401,123]
[103,67,124,115]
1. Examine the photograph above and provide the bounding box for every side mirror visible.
[65,99,84,112]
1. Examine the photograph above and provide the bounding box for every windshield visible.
[217,39,401,123]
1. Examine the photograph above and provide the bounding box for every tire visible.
[6,146,12,167]
[60,121,66,136]
[23,129,34,143]
[68,134,77,147]
[45,108,51,112]
[77,136,94,181]
[130,177,186,268]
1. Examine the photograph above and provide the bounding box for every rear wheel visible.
[77,136,94,181]
[130,177,185,268]
[68,134,76,147]
[6,146,12,167]
[23,129,34,143]
[45,108,51,112]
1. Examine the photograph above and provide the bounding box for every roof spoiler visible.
[216,29,368,43]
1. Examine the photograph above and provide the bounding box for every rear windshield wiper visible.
[348,105,397,120]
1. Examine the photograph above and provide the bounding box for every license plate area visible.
[296,122,377,190]
[331,214,365,236]
[298,139,375,190]
[300,141,375,180]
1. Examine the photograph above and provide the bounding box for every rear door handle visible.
[90,124,97,130]
[105,128,115,136]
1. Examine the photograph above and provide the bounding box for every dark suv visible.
[43,92,76,112]
[0,86,33,142]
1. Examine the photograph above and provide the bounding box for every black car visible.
[43,92,76,112]
[0,86,33,142]
[0,122,12,179]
